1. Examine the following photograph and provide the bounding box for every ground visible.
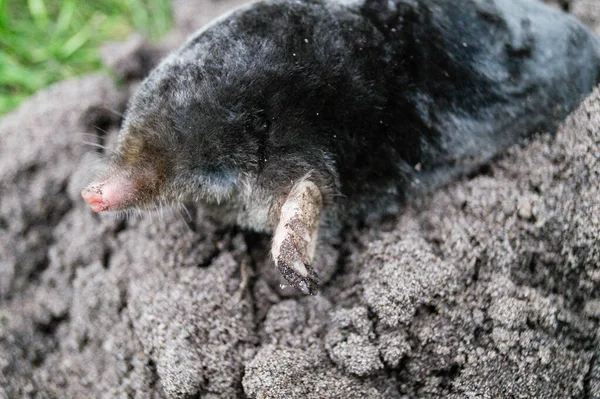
[0,0,599,398]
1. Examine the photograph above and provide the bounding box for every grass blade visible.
[27,0,50,29]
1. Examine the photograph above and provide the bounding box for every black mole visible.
[82,0,600,294]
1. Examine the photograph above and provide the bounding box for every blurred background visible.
[0,0,173,115]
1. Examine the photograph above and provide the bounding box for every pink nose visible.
[81,187,108,212]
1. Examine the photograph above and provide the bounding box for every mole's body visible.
[82,0,600,294]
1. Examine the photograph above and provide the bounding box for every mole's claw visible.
[276,257,321,295]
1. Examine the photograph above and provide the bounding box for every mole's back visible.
[386,0,600,190]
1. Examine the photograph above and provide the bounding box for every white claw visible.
[293,260,309,277]
[298,281,309,295]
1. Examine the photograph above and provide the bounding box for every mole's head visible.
[81,4,351,215]
[81,43,274,213]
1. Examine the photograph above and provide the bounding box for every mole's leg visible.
[271,179,323,295]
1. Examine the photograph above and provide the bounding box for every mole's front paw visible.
[275,235,321,295]
[271,179,323,295]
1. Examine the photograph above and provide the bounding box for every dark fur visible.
[114,0,600,230]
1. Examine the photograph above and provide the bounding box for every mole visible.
[82,0,600,295]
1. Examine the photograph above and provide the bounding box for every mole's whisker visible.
[92,125,109,135]
[82,141,108,150]
[181,204,193,221]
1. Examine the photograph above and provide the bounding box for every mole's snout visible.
[81,185,108,213]
[81,174,138,213]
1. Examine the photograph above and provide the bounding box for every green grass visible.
[0,0,172,115]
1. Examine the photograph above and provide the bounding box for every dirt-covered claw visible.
[271,179,323,295]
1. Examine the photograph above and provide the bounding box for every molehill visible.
[0,0,599,398]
